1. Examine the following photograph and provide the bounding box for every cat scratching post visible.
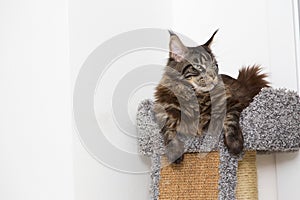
[137,88,300,200]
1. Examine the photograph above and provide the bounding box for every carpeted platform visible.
[136,87,300,200]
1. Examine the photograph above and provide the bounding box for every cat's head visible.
[167,30,219,92]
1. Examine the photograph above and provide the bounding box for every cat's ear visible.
[203,29,219,48]
[169,30,188,62]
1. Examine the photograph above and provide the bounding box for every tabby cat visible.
[154,30,269,164]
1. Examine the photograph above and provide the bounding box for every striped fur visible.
[154,31,269,163]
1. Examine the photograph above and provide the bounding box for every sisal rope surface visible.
[236,151,258,200]
[159,152,220,200]
[158,151,258,200]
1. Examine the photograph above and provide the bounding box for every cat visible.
[153,30,269,164]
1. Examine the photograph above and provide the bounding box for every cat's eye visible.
[182,64,199,78]
[182,64,193,73]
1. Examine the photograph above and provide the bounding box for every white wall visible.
[69,1,173,200]
[0,1,74,200]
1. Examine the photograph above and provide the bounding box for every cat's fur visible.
[154,30,269,163]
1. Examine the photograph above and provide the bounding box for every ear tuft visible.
[168,29,175,36]
[203,29,219,48]
[169,31,188,62]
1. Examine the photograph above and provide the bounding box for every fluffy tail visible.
[237,65,269,99]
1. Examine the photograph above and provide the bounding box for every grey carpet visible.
[136,87,300,200]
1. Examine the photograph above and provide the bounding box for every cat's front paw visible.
[165,138,185,164]
[224,130,244,155]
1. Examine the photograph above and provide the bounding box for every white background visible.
[0,0,300,200]
[0,0,74,200]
